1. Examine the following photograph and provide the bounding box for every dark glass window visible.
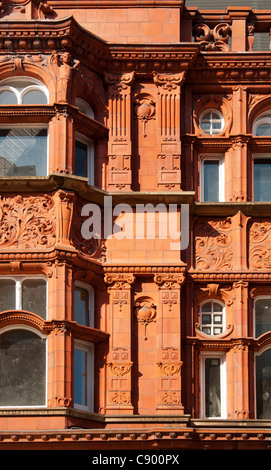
[0,280,15,311]
[256,350,271,419]
[74,286,90,326]
[74,348,87,407]
[0,329,46,406]
[203,160,220,202]
[205,357,221,418]
[254,159,271,201]
[75,140,88,178]
[22,279,46,319]
[255,298,271,338]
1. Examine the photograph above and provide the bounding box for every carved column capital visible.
[104,273,135,290]
[154,273,185,289]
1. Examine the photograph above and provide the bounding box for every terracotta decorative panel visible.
[0,194,55,250]
[249,219,271,270]
[194,218,233,270]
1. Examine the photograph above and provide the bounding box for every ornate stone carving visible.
[193,94,232,137]
[153,71,185,90]
[51,50,80,103]
[194,218,233,270]
[107,362,132,376]
[154,273,185,289]
[134,93,155,137]
[104,273,135,290]
[157,362,182,376]
[194,23,231,51]
[248,219,271,270]
[0,194,56,250]
[134,296,156,340]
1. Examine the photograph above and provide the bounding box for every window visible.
[0,327,46,407]
[74,282,94,327]
[254,297,271,338]
[200,300,225,335]
[200,110,224,135]
[200,155,224,202]
[256,349,271,419]
[75,98,94,119]
[0,78,48,105]
[202,353,226,418]
[75,133,94,185]
[0,277,47,319]
[0,78,48,177]
[74,340,94,412]
[253,155,271,201]
[253,113,271,136]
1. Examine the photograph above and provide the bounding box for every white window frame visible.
[0,324,47,408]
[0,275,47,318]
[200,299,225,336]
[0,77,49,104]
[253,113,271,136]
[74,339,94,412]
[75,132,94,186]
[199,109,224,136]
[0,123,49,177]
[74,281,94,328]
[200,154,225,202]
[201,352,227,419]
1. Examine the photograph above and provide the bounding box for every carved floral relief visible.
[194,218,233,270]
[0,194,56,250]
[249,219,271,270]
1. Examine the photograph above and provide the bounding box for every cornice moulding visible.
[46,0,184,8]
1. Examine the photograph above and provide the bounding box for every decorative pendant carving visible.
[134,296,156,340]
[134,93,155,137]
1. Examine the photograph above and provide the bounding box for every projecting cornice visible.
[0,15,199,74]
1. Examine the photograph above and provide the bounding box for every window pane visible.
[22,279,46,319]
[204,160,219,201]
[22,90,47,105]
[202,302,212,312]
[214,314,223,324]
[0,329,46,406]
[213,302,223,312]
[205,358,221,417]
[202,327,211,335]
[75,140,88,178]
[202,314,211,324]
[256,124,271,136]
[255,299,271,337]
[256,350,271,418]
[0,128,47,177]
[74,287,89,326]
[0,90,17,105]
[0,280,15,311]
[74,348,87,406]
[254,159,271,201]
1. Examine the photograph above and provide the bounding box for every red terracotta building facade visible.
[0,0,271,451]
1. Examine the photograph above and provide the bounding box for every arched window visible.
[75,98,94,119]
[200,109,224,135]
[74,282,94,327]
[253,112,271,136]
[0,276,47,319]
[0,77,48,177]
[256,348,271,419]
[0,78,48,105]
[200,300,225,335]
[0,327,46,407]
[254,297,271,338]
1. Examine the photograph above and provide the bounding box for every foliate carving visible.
[104,71,135,92]
[109,391,131,406]
[104,273,135,289]
[72,198,106,261]
[194,23,231,51]
[0,194,56,250]
[154,273,185,289]
[134,93,155,137]
[107,362,132,376]
[134,296,156,340]
[158,391,182,405]
[249,219,271,270]
[157,362,182,376]
[194,218,233,270]
[153,71,185,91]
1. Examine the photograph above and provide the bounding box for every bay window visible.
[74,340,94,412]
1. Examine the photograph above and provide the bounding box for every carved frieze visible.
[194,218,233,271]
[0,194,55,250]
